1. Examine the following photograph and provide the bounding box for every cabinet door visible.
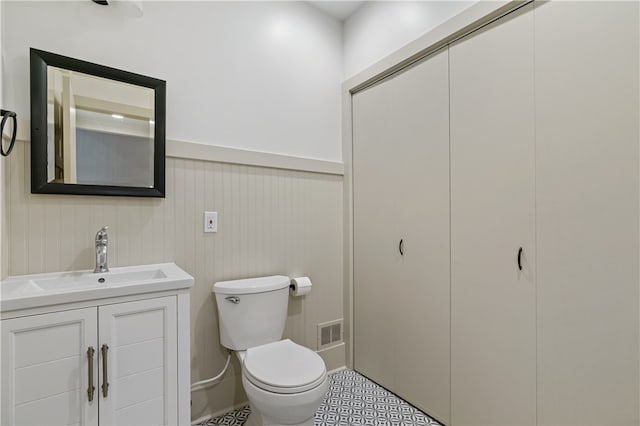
[353,47,451,423]
[1,308,98,426]
[535,2,640,424]
[449,4,535,425]
[98,296,177,426]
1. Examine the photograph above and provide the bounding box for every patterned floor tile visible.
[199,405,251,425]
[197,369,441,426]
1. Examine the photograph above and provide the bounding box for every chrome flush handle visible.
[225,296,240,304]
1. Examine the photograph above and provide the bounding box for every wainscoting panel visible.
[5,141,344,420]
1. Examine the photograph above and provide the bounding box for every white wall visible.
[344,1,477,79]
[2,1,343,162]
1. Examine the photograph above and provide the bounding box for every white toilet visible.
[213,275,328,426]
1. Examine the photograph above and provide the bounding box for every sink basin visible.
[0,263,192,313]
[34,268,167,291]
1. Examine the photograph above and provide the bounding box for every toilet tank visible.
[213,275,290,350]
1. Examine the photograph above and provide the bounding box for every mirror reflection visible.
[46,66,155,187]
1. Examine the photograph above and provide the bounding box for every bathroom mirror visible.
[30,48,166,197]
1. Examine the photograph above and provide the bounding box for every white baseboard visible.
[327,365,348,375]
[317,342,346,371]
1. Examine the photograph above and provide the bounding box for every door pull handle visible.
[87,346,95,402]
[517,247,523,271]
[101,344,109,398]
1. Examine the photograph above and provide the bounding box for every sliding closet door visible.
[353,69,399,392]
[535,2,640,424]
[391,49,450,423]
[449,4,535,425]
[353,48,450,423]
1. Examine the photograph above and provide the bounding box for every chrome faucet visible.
[94,226,109,273]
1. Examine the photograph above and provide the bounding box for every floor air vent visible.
[317,319,343,350]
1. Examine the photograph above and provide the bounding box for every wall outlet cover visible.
[204,211,218,233]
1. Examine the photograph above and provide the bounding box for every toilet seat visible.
[243,339,327,394]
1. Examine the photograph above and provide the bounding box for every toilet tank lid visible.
[212,275,290,295]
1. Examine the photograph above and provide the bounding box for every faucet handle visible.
[96,226,109,241]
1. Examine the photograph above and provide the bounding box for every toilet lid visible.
[243,339,327,394]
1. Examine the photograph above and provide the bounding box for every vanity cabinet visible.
[2,296,179,425]
[1,296,178,426]
[0,263,192,426]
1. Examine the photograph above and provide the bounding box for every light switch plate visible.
[204,211,218,233]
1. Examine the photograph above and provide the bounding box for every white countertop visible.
[0,262,194,313]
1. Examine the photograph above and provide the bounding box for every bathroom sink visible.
[0,263,192,313]
[34,268,167,291]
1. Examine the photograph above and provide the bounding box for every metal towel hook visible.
[0,109,17,157]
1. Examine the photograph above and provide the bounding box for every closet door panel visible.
[391,49,451,423]
[353,77,400,391]
[535,2,640,424]
[450,4,535,425]
[353,48,451,422]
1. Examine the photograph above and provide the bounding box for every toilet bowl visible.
[239,339,328,426]
[212,276,329,426]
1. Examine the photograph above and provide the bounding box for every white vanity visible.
[0,263,193,426]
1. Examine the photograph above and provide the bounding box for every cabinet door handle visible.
[399,239,404,256]
[101,344,109,398]
[517,247,523,271]
[87,346,95,402]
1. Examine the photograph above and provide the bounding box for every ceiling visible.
[307,1,366,21]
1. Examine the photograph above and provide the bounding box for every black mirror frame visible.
[30,48,166,197]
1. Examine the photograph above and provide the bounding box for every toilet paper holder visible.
[289,276,312,297]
